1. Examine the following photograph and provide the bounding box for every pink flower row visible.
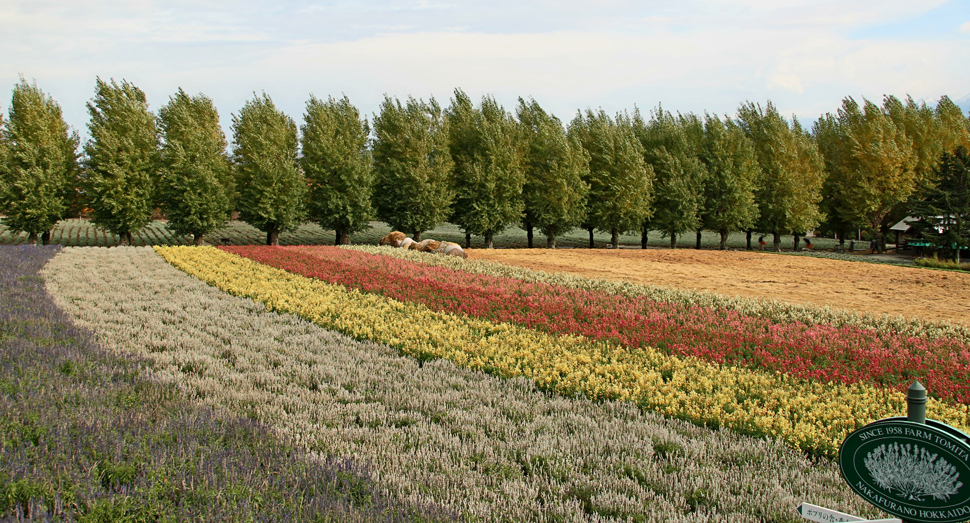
[221,245,970,404]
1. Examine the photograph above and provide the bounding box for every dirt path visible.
[467,248,970,326]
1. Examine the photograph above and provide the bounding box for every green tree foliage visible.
[156,89,233,246]
[516,97,589,248]
[301,95,374,245]
[232,93,306,246]
[911,146,970,262]
[447,90,526,249]
[570,109,653,248]
[0,79,79,245]
[635,107,707,249]
[699,114,760,250]
[737,101,825,251]
[823,97,916,252]
[83,78,158,246]
[372,95,453,241]
[813,113,861,250]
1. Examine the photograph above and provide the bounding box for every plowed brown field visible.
[467,248,970,326]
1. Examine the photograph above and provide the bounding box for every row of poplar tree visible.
[1,77,968,253]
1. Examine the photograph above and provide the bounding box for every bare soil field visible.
[468,248,970,326]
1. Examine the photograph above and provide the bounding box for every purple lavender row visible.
[0,245,455,522]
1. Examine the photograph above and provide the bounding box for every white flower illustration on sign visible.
[864,442,964,501]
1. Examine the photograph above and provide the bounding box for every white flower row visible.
[42,247,880,522]
[346,245,970,343]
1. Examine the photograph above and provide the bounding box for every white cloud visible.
[2,0,968,139]
[961,21,970,33]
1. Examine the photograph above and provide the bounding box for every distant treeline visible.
[1,77,968,258]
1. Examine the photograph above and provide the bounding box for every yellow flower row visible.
[155,246,970,457]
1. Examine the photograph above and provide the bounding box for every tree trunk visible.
[746,230,753,250]
[793,233,801,252]
[695,230,702,250]
[772,232,781,252]
[193,233,205,246]
[838,231,845,253]
[465,232,471,248]
[526,223,534,249]
[588,227,594,249]
[641,227,648,249]
[546,234,557,249]
[610,229,619,248]
[41,231,51,246]
[336,229,350,245]
[485,234,494,249]
[266,226,279,246]
[27,232,38,245]
[670,233,677,250]
[414,230,423,241]
[719,229,729,250]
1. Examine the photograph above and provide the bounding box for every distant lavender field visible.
[0,245,452,522]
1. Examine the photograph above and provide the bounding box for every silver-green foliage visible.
[447,90,526,248]
[348,244,970,345]
[0,78,79,244]
[83,77,159,245]
[157,88,233,245]
[570,109,653,247]
[301,95,374,245]
[516,97,589,248]
[232,93,305,245]
[44,247,880,522]
[372,95,453,239]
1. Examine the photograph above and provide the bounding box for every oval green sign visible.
[840,420,970,523]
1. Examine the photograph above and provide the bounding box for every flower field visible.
[40,246,884,521]
[153,245,970,459]
[2,245,443,522]
[220,245,970,404]
[11,242,967,521]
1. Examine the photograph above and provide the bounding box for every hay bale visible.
[379,231,408,247]
[442,243,467,259]
[413,239,441,252]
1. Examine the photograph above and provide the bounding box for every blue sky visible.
[1,0,968,141]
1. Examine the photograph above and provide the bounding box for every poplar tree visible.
[826,97,916,252]
[447,90,525,248]
[737,101,824,251]
[232,93,305,246]
[635,106,707,249]
[83,78,158,246]
[570,109,653,248]
[813,112,861,250]
[157,89,233,245]
[516,97,589,248]
[372,95,453,241]
[301,95,373,245]
[699,114,760,250]
[0,79,79,245]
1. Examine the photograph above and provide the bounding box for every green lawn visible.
[2,217,856,252]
